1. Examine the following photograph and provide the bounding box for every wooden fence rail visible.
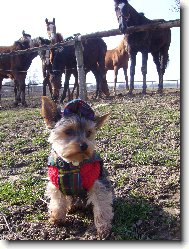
[0,19,180,58]
[0,18,180,100]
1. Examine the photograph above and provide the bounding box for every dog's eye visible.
[64,129,75,136]
[86,130,92,138]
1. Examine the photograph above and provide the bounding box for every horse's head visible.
[14,39,30,50]
[114,0,130,34]
[45,18,57,42]
[20,30,32,41]
[29,37,51,49]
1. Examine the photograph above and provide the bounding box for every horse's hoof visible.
[13,102,18,107]
[157,89,163,94]
[127,91,133,96]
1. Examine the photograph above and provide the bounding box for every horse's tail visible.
[97,38,110,96]
[97,38,107,53]
[159,50,169,70]
[165,54,169,69]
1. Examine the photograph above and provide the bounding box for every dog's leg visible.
[87,180,113,239]
[45,182,72,224]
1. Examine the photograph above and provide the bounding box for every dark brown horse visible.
[114,0,171,94]
[105,38,129,95]
[0,35,38,106]
[50,37,110,103]
[45,19,109,102]
[45,18,79,101]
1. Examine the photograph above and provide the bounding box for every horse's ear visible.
[53,18,55,24]
[22,30,25,35]
[45,18,48,24]
[41,96,61,129]
[95,113,109,130]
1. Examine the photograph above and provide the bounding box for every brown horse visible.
[114,0,171,94]
[0,35,38,106]
[105,38,129,95]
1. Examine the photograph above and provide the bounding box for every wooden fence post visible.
[74,37,87,100]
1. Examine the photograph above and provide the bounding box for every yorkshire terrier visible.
[41,97,113,239]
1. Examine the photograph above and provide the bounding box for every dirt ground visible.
[0,88,180,240]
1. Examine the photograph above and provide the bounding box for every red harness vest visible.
[47,151,103,196]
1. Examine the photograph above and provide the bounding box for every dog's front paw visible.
[97,228,111,240]
[49,215,65,225]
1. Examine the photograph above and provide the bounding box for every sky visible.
[0,0,180,86]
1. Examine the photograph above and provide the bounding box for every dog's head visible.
[41,97,109,163]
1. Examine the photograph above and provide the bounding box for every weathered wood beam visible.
[125,19,180,34]
[0,19,180,58]
[80,19,180,40]
[74,39,87,100]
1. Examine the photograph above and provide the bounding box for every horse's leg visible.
[14,73,27,106]
[70,71,79,99]
[43,76,48,96]
[75,74,79,98]
[13,80,18,104]
[60,71,71,103]
[67,88,71,101]
[67,71,73,101]
[129,51,137,94]
[123,66,129,90]
[141,52,148,94]
[42,63,47,96]
[0,77,3,105]
[113,66,118,96]
[158,47,169,93]
[158,54,164,93]
[91,67,101,99]
[13,79,20,106]
[151,52,161,92]
[98,49,109,97]
[47,76,53,98]
[20,76,27,106]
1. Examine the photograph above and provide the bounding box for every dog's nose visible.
[80,143,88,151]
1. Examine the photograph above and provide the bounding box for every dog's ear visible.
[41,96,61,129]
[95,113,109,130]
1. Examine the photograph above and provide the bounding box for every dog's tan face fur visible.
[41,96,109,163]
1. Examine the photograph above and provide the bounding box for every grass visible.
[0,89,180,240]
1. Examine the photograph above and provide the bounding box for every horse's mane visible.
[56,32,64,43]
[117,39,125,49]
[116,39,128,54]
[40,37,51,45]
